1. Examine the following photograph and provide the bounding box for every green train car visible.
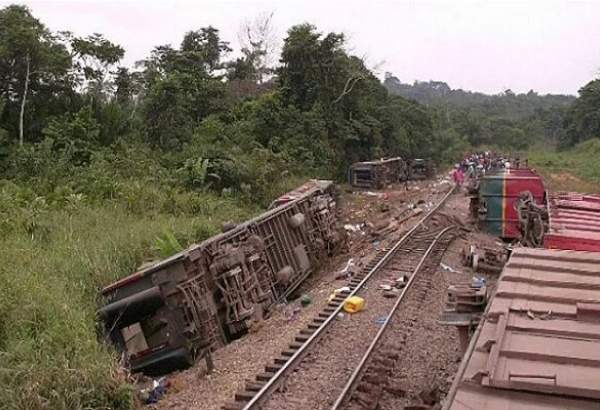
[475,168,545,239]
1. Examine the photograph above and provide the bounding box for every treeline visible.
[0,5,453,210]
[383,75,582,150]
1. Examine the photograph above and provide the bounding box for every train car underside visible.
[99,180,342,374]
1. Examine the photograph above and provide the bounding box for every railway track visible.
[331,227,456,410]
[223,187,457,410]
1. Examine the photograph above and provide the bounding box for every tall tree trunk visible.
[19,53,30,146]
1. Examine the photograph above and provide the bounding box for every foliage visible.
[42,106,100,164]
[0,5,72,144]
[384,75,574,151]
[529,138,600,193]
[562,79,600,147]
[154,230,184,258]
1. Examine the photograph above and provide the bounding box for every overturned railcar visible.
[99,180,341,374]
[348,157,407,189]
[472,168,546,239]
[407,158,435,180]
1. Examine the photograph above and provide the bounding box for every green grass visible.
[0,193,257,409]
[528,139,600,193]
[0,169,318,409]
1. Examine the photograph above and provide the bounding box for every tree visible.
[563,79,600,147]
[236,12,278,83]
[0,5,71,145]
[42,105,100,164]
[180,27,231,75]
[138,27,231,148]
[68,32,124,83]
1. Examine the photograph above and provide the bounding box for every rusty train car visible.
[348,157,434,189]
[98,180,341,374]
[448,162,600,409]
[348,157,407,189]
[444,247,600,410]
[544,192,600,251]
[470,167,546,241]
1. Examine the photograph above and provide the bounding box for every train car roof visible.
[445,247,600,410]
[545,192,600,252]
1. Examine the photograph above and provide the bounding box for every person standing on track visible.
[452,164,464,187]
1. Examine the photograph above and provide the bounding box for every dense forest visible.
[1,4,600,409]
[383,75,576,150]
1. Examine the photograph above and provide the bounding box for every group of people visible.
[452,151,518,187]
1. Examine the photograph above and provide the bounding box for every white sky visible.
[3,0,600,95]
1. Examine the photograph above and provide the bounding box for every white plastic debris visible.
[440,263,461,273]
[343,224,362,232]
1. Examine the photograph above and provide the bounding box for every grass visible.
[528,138,600,193]
[0,172,309,409]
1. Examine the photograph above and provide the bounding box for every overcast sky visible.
[3,0,600,95]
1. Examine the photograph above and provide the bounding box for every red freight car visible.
[477,168,546,239]
[444,247,600,410]
[544,192,600,251]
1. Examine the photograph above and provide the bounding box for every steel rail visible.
[241,186,456,410]
[330,225,456,410]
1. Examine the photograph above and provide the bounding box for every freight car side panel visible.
[478,176,504,236]
[478,170,545,239]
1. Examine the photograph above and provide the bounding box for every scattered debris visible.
[440,263,461,274]
[364,191,385,198]
[375,316,388,325]
[300,294,312,307]
[343,296,366,313]
[336,259,356,280]
[395,275,408,288]
[383,289,400,298]
[344,224,364,233]
[285,306,302,321]
[419,386,441,405]
[138,377,169,404]
[329,286,351,301]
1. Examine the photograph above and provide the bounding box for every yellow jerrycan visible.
[343,296,365,313]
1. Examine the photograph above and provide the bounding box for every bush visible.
[0,182,255,409]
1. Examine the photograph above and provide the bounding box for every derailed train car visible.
[444,247,600,410]
[543,192,600,251]
[470,167,546,240]
[347,157,435,189]
[98,180,341,374]
[348,157,407,189]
